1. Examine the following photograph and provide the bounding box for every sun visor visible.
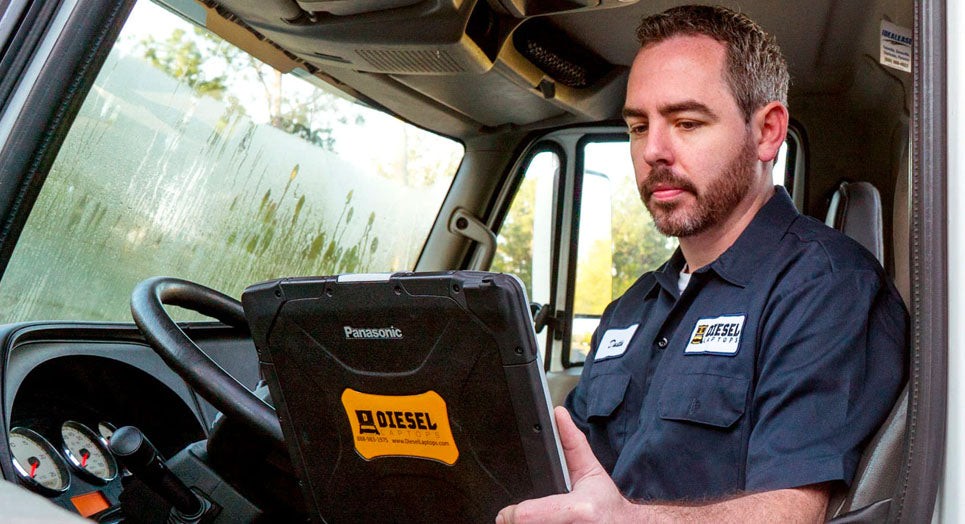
[495,0,639,18]
[294,0,423,16]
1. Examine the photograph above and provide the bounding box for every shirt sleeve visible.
[745,269,908,491]
[565,324,601,435]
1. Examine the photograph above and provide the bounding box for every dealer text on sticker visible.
[879,20,911,73]
[341,389,459,465]
[685,315,745,355]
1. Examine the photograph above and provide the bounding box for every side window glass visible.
[569,140,676,365]
[774,133,805,210]
[491,150,558,308]
[773,141,791,188]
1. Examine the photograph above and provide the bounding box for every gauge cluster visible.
[0,324,261,519]
[2,339,211,518]
[9,420,124,518]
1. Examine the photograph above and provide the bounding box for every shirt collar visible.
[652,248,687,297]
[641,186,798,297]
[704,186,799,287]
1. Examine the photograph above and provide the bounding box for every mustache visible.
[641,166,699,200]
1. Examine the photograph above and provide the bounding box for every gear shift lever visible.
[109,426,211,523]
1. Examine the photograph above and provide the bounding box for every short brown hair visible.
[636,5,789,121]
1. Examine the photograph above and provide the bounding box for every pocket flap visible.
[587,373,631,419]
[658,373,748,428]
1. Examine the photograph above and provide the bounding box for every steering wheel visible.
[130,276,285,450]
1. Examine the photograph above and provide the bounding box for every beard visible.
[640,135,758,238]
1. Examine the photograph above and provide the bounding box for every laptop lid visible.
[242,271,568,523]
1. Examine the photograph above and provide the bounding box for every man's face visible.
[623,35,760,238]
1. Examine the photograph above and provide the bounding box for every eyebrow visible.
[622,100,719,121]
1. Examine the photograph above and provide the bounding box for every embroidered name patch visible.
[595,324,639,361]
[685,315,745,355]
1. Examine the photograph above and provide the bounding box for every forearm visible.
[623,485,829,524]
[496,409,831,524]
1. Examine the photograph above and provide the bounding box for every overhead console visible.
[206,0,639,130]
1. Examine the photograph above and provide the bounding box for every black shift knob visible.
[110,426,202,518]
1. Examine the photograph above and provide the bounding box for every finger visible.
[554,407,603,482]
[503,492,596,524]
[495,504,515,524]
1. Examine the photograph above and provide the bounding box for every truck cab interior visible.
[0,0,944,522]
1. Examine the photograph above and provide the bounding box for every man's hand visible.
[495,407,830,524]
[495,407,631,524]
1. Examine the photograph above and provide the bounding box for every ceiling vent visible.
[513,18,610,88]
[357,48,466,73]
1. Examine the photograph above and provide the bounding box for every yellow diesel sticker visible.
[341,389,459,465]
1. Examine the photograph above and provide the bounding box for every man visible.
[498,5,907,523]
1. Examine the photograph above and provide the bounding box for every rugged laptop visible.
[242,271,569,523]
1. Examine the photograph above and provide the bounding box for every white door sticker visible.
[685,315,745,355]
[595,325,639,361]
[880,20,912,73]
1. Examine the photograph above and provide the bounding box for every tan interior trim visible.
[196,1,302,73]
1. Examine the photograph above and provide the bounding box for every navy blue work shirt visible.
[565,187,908,501]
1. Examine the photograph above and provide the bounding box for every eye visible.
[627,122,648,136]
[677,120,701,131]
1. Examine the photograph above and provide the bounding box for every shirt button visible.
[656,337,668,349]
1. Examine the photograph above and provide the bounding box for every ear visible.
[752,101,789,163]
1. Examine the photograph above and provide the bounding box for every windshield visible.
[0,0,463,322]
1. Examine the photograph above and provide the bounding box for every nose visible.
[640,124,674,167]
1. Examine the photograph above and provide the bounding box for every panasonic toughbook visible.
[242,271,569,524]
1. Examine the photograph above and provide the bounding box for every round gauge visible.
[96,421,116,446]
[9,427,70,495]
[61,421,118,483]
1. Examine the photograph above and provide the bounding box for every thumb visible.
[554,406,604,483]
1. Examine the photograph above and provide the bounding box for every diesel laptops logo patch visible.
[595,324,639,360]
[341,389,458,465]
[685,315,745,355]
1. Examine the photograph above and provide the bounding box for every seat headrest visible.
[824,181,885,265]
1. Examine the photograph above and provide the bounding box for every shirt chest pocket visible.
[585,373,632,454]
[658,373,749,428]
[645,373,750,494]
[587,373,632,419]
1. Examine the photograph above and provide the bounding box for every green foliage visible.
[135,27,353,152]
[140,29,229,98]
[4,158,382,322]
[277,118,335,151]
[221,171,378,278]
[491,175,536,296]
[493,165,676,317]
[136,23,463,187]
[573,237,613,314]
